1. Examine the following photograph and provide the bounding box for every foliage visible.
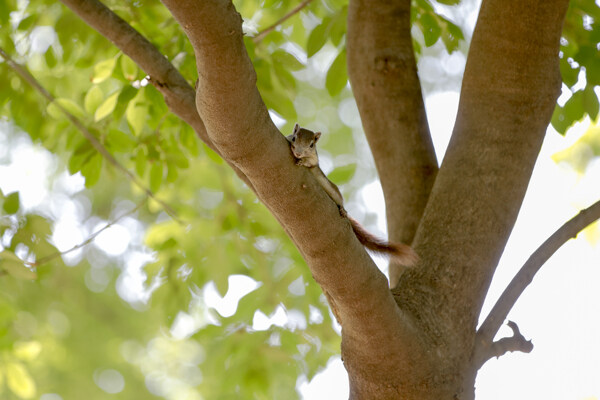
[0,0,598,399]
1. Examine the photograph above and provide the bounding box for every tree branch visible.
[347,0,438,287]
[57,0,253,190]
[160,0,429,373]
[393,0,570,369]
[26,200,147,267]
[252,0,314,43]
[0,46,180,222]
[476,199,600,348]
[473,321,533,368]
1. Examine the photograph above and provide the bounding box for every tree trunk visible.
[114,0,569,397]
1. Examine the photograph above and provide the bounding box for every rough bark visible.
[393,0,570,397]
[157,5,430,394]
[347,0,438,287]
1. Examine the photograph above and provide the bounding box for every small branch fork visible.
[473,321,533,368]
[473,199,600,367]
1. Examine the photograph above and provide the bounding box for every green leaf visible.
[165,162,178,183]
[47,98,85,120]
[68,140,94,174]
[120,55,138,81]
[442,20,464,53]
[84,85,104,115]
[271,50,304,71]
[94,91,119,122]
[92,57,117,84]
[0,0,13,25]
[560,59,580,88]
[583,87,599,121]
[17,15,36,31]
[3,191,20,214]
[273,63,296,91]
[107,129,136,152]
[329,8,347,47]
[420,13,442,47]
[435,0,461,4]
[325,49,347,97]
[328,163,356,184]
[80,153,103,187]
[307,17,332,57]
[149,161,163,193]
[113,85,138,120]
[126,101,148,136]
[135,148,147,176]
[564,90,585,122]
[551,105,569,135]
[44,47,58,68]
[261,89,297,120]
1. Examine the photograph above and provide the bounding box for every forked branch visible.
[477,199,600,351]
[473,321,533,368]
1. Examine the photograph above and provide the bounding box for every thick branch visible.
[477,199,600,347]
[58,0,253,189]
[394,0,570,370]
[160,0,428,373]
[347,0,438,286]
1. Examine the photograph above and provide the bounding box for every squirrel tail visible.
[348,216,419,266]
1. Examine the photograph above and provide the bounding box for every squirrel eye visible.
[292,137,295,142]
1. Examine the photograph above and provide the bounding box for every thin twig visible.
[0,46,182,223]
[476,199,600,348]
[253,0,314,43]
[25,200,147,267]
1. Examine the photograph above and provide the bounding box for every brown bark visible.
[347,0,438,287]
[157,4,427,386]
[158,0,570,398]
[392,0,569,397]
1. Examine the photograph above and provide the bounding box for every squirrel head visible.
[290,123,321,158]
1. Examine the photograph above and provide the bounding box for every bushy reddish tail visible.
[348,217,419,266]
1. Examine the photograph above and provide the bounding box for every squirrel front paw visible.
[338,206,347,218]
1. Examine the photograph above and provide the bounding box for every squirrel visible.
[286,123,418,266]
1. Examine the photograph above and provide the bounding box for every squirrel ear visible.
[315,131,321,141]
[293,123,300,133]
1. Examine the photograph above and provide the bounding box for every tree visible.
[0,0,599,399]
